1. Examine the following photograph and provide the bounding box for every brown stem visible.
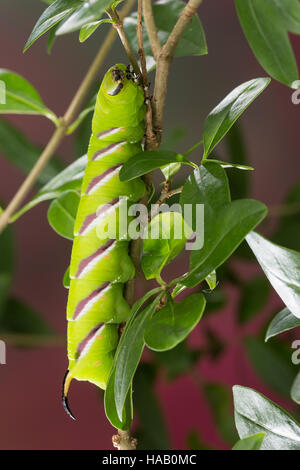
[107,6,141,79]
[112,430,138,450]
[0,0,136,234]
[151,184,184,219]
[143,0,161,60]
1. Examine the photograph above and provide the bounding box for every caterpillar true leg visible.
[62,64,146,418]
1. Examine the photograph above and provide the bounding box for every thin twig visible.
[138,0,157,149]
[107,6,141,79]
[151,185,183,219]
[0,0,136,234]
[152,0,204,143]
[143,0,161,60]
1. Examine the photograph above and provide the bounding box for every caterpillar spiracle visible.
[62,64,146,419]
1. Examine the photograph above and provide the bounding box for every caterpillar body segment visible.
[63,64,146,416]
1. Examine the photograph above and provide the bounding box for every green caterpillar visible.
[63,64,146,419]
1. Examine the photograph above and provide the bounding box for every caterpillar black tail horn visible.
[62,370,76,420]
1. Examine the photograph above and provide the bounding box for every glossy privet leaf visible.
[104,368,133,430]
[183,200,267,288]
[104,287,163,429]
[124,0,207,70]
[246,231,300,318]
[47,190,80,240]
[0,119,63,185]
[204,383,238,445]
[79,18,112,42]
[205,159,253,171]
[12,155,86,222]
[265,308,300,342]
[205,270,217,290]
[272,0,300,34]
[180,161,231,230]
[56,0,113,35]
[238,276,270,324]
[235,0,299,87]
[144,293,206,351]
[291,371,300,405]
[0,70,57,123]
[233,385,300,450]
[24,0,83,51]
[178,162,267,287]
[113,294,163,420]
[232,433,265,450]
[141,212,193,281]
[245,337,295,398]
[202,78,270,158]
[119,150,193,182]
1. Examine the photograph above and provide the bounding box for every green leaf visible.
[0,70,58,123]
[235,0,299,87]
[119,150,193,182]
[204,383,238,445]
[12,155,86,222]
[291,371,300,405]
[161,163,182,181]
[265,308,300,342]
[246,231,300,318]
[79,18,112,42]
[205,270,217,290]
[272,0,300,34]
[233,385,300,450]
[144,293,206,351]
[0,297,53,337]
[47,190,80,240]
[114,294,163,420]
[245,336,295,398]
[56,0,113,35]
[24,0,83,51]
[182,200,267,288]
[232,433,265,450]
[180,161,231,231]
[238,276,270,323]
[124,0,207,69]
[104,368,133,430]
[203,78,270,158]
[141,212,193,281]
[205,159,253,171]
[0,119,63,185]
[104,288,163,429]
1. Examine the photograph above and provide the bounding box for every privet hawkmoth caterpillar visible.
[63,64,146,419]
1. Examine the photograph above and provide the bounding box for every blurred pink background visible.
[0,0,299,449]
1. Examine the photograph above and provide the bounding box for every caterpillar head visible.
[103,64,140,98]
